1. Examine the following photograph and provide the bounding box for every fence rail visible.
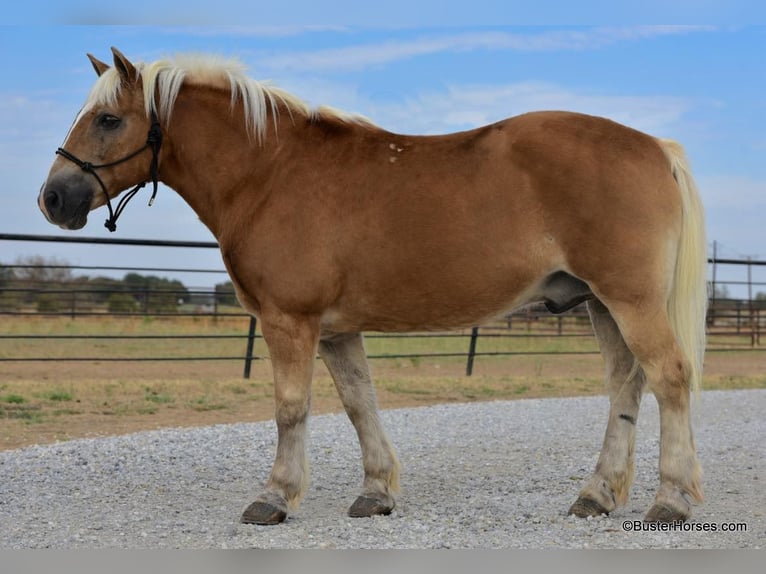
[1,233,764,378]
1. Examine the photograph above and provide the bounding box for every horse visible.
[39,48,708,526]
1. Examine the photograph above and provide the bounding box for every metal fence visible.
[1,233,764,378]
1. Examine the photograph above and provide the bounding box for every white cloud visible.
[158,25,350,39]
[361,82,691,136]
[256,26,713,72]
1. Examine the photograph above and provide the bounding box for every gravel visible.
[0,389,763,549]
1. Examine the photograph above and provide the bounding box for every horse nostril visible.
[44,189,62,213]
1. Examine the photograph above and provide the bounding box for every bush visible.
[107,292,138,313]
[36,294,62,313]
[0,290,21,312]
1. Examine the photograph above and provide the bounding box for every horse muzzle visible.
[38,175,95,230]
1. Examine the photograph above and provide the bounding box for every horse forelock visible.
[81,53,373,144]
[76,68,124,127]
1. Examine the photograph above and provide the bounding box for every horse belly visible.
[320,263,549,333]
[319,197,561,332]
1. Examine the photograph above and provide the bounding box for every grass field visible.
[0,314,601,360]
[1,315,764,451]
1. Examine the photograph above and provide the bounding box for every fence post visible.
[736,303,741,334]
[243,315,258,379]
[710,240,717,326]
[747,255,755,347]
[466,327,479,376]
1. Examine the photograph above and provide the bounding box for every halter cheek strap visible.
[55,113,163,232]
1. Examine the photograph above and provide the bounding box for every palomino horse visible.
[39,48,708,526]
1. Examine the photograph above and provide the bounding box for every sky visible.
[1,15,765,292]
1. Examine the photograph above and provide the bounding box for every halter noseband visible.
[55,113,163,232]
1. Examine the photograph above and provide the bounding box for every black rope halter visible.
[55,112,163,232]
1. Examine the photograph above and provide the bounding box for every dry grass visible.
[1,315,764,451]
[1,354,764,451]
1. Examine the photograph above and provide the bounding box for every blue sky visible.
[1,22,765,292]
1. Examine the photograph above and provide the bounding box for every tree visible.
[0,265,14,286]
[7,256,74,309]
[107,292,138,313]
[0,264,20,311]
[122,273,190,313]
[11,255,73,284]
[85,276,126,304]
[215,280,238,307]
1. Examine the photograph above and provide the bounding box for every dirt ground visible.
[1,351,764,451]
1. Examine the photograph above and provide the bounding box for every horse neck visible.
[158,86,290,239]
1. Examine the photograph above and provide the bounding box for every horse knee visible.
[275,393,310,427]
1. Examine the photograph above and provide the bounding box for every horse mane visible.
[82,53,374,143]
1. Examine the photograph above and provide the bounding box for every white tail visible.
[658,139,708,393]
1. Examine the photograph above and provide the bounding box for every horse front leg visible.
[241,312,319,525]
[318,332,400,517]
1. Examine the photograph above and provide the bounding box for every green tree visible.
[107,292,138,313]
[0,265,20,311]
[215,280,238,307]
[122,273,190,313]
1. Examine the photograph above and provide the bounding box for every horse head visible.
[39,48,161,231]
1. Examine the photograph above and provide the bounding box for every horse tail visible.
[658,138,708,394]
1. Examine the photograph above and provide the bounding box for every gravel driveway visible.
[0,389,763,548]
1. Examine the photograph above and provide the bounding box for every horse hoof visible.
[644,503,689,523]
[348,495,394,518]
[241,500,287,525]
[568,496,610,518]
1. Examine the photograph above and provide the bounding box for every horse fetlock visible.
[364,449,401,492]
[659,449,703,504]
[362,474,395,497]
[267,450,310,508]
[611,465,634,506]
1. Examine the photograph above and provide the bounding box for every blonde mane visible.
[81,53,372,143]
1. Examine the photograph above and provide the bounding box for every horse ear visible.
[87,53,110,77]
[110,47,137,85]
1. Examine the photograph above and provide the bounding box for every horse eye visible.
[97,114,122,130]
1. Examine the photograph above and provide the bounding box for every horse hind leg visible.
[569,299,647,518]
[318,332,400,517]
[593,298,702,522]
